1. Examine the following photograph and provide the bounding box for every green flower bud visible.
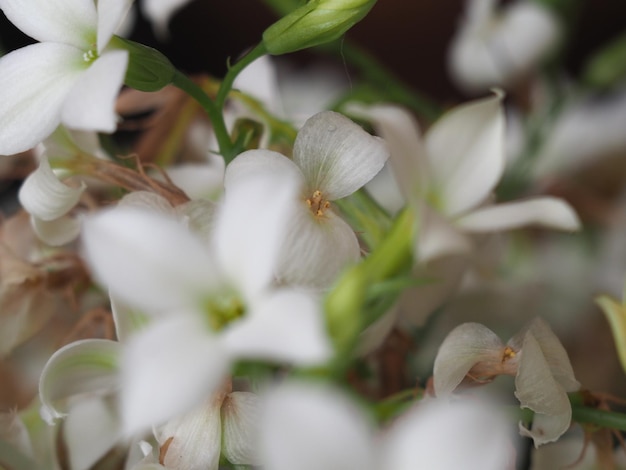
[111,37,175,92]
[262,0,377,55]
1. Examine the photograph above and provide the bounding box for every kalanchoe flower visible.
[0,0,132,155]
[226,110,388,288]
[81,171,331,434]
[259,381,514,470]
[349,93,579,324]
[448,0,561,92]
[433,318,581,446]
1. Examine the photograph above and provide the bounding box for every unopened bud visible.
[262,0,377,55]
[111,37,175,92]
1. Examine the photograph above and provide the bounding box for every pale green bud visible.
[262,0,377,55]
[111,37,175,92]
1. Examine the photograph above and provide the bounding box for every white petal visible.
[381,398,514,470]
[356,304,399,356]
[433,323,504,396]
[293,111,388,200]
[516,318,580,393]
[121,315,229,435]
[425,93,505,216]
[215,167,299,300]
[222,290,331,366]
[31,215,82,246]
[62,50,128,133]
[39,339,120,420]
[276,204,361,288]
[347,103,429,202]
[82,207,216,313]
[142,0,193,37]
[19,158,85,221]
[364,161,405,215]
[0,43,86,155]
[222,392,261,465]
[225,149,305,189]
[417,207,472,263]
[96,0,133,53]
[165,163,224,201]
[514,332,572,446]
[110,294,150,343]
[65,396,120,470]
[118,191,176,216]
[0,0,96,48]
[155,393,224,470]
[259,381,376,470]
[457,197,581,232]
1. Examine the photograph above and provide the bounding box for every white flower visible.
[81,171,331,434]
[142,0,193,37]
[349,94,579,324]
[226,110,388,288]
[0,0,132,155]
[448,0,561,92]
[259,381,514,470]
[433,318,581,446]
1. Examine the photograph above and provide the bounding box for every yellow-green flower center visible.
[202,294,245,332]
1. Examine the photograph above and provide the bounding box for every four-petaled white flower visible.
[226,110,388,289]
[433,318,581,446]
[0,0,132,155]
[350,93,579,325]
[81,170,331,435]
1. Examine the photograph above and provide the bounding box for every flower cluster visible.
[1,0,626,469]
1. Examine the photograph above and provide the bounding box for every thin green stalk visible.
[216,43,268,112]
[571,404,626,432]
[171,70,235,160]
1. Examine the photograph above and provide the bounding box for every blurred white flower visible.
[0,0,132,154]
[226,110,388,288]
[142,0,192,38]
[433,318,581,446]
[259,381,514,470]
[81,171,331,434]
[350,94,579,325]
[448,0,561,93]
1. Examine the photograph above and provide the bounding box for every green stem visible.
[216,43,268,113]
[171,70,234,160]
[571,403,626,432]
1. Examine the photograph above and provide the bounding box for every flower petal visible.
[381,398,514,470]
[62,50,128,133]
[64,396,120,470]
[39,339,120,420]
[425,92,505,216]
[222,290,331,366]
[347,103,429,203]
[293,111,388,200]
[164,163,224,201]
[155,392,224,470]
[433,323,504,396]
[514,332,572,446]
[222,392,261,465]
[0,43,85,155]
[456,197,580,232]
[31,215,82,246]
[225,149,304,188]
[19,158,85,221]
[416,206,472,263]
[216,164,299,300]
[110,294,150,343]
[96,0,133,53]
[259,381,376,470]
[82,207,217,313]
[121,315,229,436]
[0,0,96,48]
[277,205,361,288]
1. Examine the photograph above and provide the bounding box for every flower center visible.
[202,294,245,331]
[82,46,98,64]
[306,190,331,217]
